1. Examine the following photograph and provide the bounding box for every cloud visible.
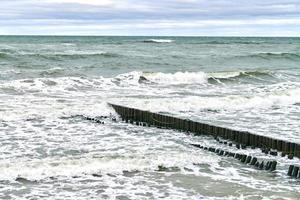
[0,0,300,36]
[45,0,115,6]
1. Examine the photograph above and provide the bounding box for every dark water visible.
[0,36,299,199]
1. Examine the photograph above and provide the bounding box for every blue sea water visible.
[0,36,299,199]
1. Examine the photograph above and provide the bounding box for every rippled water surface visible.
[0,36,300,199]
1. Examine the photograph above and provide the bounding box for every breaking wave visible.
[39,67,65,76]
[132,86,300,113]
[0,70,285,95]
[140,70,276,85]
[143,39,174,43]
[0,69,293,98]
[142,71,208,84]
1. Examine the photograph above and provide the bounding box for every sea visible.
[0,36,299,199]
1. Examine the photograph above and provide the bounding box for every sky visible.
[0,0,300,36]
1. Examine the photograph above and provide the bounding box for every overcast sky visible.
[1,0,300,36]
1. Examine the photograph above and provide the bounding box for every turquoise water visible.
[1,36,300,79]
[0,36,300,199]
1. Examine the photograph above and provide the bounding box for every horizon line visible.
[0,34,299,38]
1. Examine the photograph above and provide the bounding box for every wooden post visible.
[283,142,290,155]
[250,157,257,165]
[292,166,299,177]
[277,140,283,152]
[270,161,277,171]
[241,155,247,162]
[246,156,252,164]
[295,144,300,158]
[290,143,295,157]
[288,165,294,176]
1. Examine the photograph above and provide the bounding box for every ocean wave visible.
[140,70,276,85]
[207,70,275,83]
[209,88,300,110]
[0,152,214,181]
[39,67,65,76]
[244,52,300,60]
[143,39,174,43]
[132,87,300,113]
[0,69,21,76]
[142,71,208,84]
[38,52,120,59]
[0,70,289,94]
[196,40,264,45]
[0,76,106,95]
[0,51,121,61]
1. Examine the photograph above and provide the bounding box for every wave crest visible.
[246,52,300,60]
[143,39,174,43]
[143,71,208,85]
[141,70,276,85]
[208,70,274,82]
[0,51,120,61]
[0,70,287,94]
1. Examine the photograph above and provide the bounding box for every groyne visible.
[109,103,300,159]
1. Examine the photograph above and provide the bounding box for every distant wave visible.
[35,51,120,58]
[243,52,300,60]
[207,70,274,83]
[198,41,264,45]
[39,67,65,76]
[0,51,121,60]
[143,39,174,43]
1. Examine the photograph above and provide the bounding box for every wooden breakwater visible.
[109,103,300,159]
[190,143,277,172]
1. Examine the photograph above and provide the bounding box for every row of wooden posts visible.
[109,103,300,159]
[190,143,277,172]
[288,165,300,178]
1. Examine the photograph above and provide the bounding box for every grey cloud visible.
[0,0,299,35]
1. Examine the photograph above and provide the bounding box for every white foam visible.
[144,39,174,43]
[144,71,208,85]
[0,152,216,181]
[0,69,21,77]
[0,93,114,121]
[113,71,143,86]
[129,86,300,112]
[208,71,242,79]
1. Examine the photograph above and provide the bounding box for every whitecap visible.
[143,71,208,85]
[143,39,174,43]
